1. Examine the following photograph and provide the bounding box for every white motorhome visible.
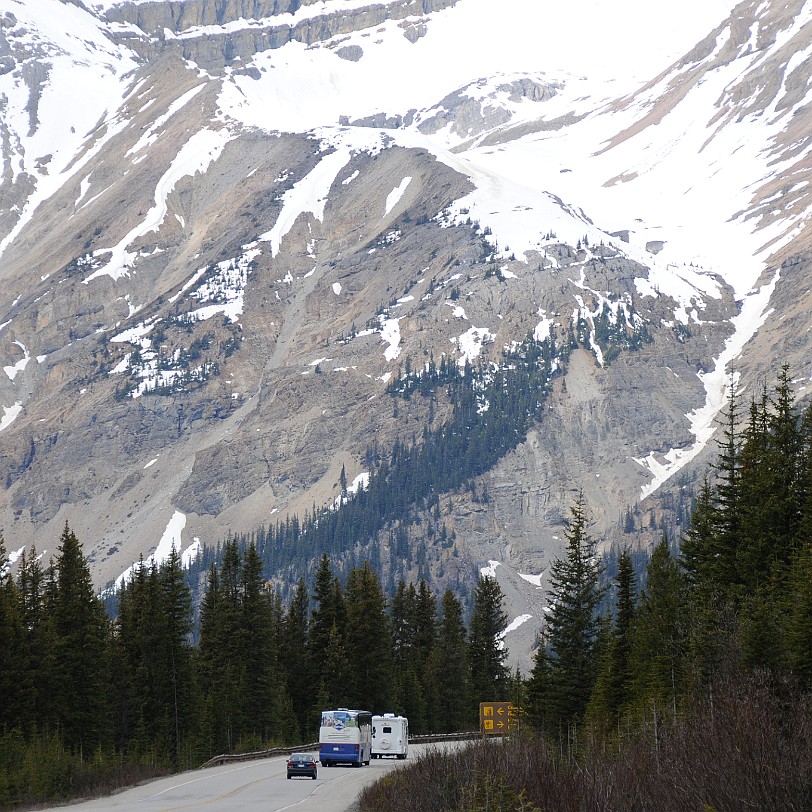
[371,713,409,759]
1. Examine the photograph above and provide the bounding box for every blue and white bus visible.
[319,708,372,767]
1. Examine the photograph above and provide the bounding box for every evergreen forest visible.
[361,366,812,812]
[0,531,510,809]
[2,347,811,811]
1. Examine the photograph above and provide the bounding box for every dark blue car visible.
[286,752,318,780]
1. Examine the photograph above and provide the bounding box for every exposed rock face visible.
[1,0,811,672]
[104,0,461,70]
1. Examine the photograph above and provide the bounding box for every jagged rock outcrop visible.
[105,0,461,70]
[1,0,811,672]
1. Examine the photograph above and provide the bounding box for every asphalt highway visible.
[40,744,446,812]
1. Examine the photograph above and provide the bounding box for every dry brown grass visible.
[359,675,811,812]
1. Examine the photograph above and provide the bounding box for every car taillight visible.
[354,744,359,751]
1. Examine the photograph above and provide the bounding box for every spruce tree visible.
[389,581,426,729]
[468,573,509,709]
[413,580,438,728]
[51,523,111,754]
[321,623,352,708]
[536,494,604,732]
[587,548,636,729]
[434,589,470,732]
[238,543,277,745]
[680,477,717,591]
[20,549,58,734]
[308,554,341,696]
[790,401,812,687]
[786,536,812,688]
[711,387,742,595]
[345,562,393,711]
[526,628,552,732]
[0,536,29,733]
[198,559,240,753]
[629,537,688,716]
[158,548,195,765]
[282,578,310,738]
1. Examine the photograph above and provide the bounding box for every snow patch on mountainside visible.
[0,0,139,258]
[86,128,234,282]
[113,510,187,590]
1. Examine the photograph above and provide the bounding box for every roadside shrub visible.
[359,674,811,812]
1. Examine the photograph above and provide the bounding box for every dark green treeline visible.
[0,532,509,809]
[525,366,812,745]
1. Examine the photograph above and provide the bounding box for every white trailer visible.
[371,713,409,759]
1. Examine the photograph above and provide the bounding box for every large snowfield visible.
[3,0,812,589]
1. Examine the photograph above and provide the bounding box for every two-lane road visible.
[42,745,444,812]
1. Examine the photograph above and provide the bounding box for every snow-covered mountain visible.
[2,0,811,667]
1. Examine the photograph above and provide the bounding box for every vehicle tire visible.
[287,775,291,780]
[312,773,317,780]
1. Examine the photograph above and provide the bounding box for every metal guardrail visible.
[201,742,319,768]
[200,732,480,769]
[408,731,480,744]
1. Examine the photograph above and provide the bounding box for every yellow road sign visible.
[479,701,514,734]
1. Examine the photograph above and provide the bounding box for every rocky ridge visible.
[1,0,811,670]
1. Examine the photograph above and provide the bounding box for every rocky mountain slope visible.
[1,0,811,668]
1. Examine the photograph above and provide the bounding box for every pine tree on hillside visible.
[113,558,149,757]
[282,578,310,738]
[628,536,688,715]
[587,548,636,728]
[51,523,111,754]
[308,554,343,694]
[0,536,30,734]
[17,546,57,734]
[412,580,438,672]
[433,589,471,733]
[786,538,812,688]
[390,580,417,673]
[198,559,240,753]
[158,548,196,765]
[413,580,439,729]
[525,628,551,732]
[389,581,425,729]
[321,623,352,709]
[238,543,278,744]
[114,549,196,767]
[345,562,393,711]
[736,375,800,590]
[468,573,509,710]
[530,494,604,733]
[796,399,812,545]
[789,401,812,687]
[711,389,742,594]
[680,477,717,591]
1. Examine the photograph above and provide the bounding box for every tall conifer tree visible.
[588,548,636,728]
[345,562,392,711]
[532,494,604,732]
[469,573,509,709]
[433,589,470,732]
[0,536,29,733]
[52,523,111,754]
[282,578,310,738]
[630,537,687,714]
